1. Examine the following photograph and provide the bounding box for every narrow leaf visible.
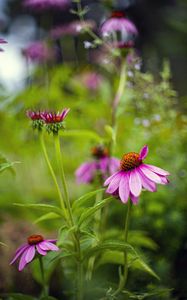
[13,203,64,217]
[60,130,102,142]
[78,197,113,227]
[34,212,61,224]
[72,188,105,210]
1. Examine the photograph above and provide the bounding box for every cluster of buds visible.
[26,108,70,134]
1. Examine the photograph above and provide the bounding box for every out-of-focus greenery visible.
[0,57,187,300]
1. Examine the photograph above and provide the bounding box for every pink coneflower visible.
[50,20,96,39]
[0,38,7,52]
[26,110,44,130]
[100,11,138,48]
[23,0,70,11]
[41,108,70,134]
[76,145,120,184]
[10,234,59,271]
[22,41,55,63]
[104,145,170,205]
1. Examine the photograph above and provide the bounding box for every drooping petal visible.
[75,162,96,183]
[109,157,120,175]
[39,241,59,251]
[10,245,29,265]
[36,244,47,256]
[104,171,122,186]
[25,246,36,263]
[139,165,161,184]
[139,145,149,160]
[129,170,142,197]
[18,250,28,271]
[106,172,122,194]
[160,176,169,185]
[137,169,157,192]
[119,173,130,203]
[130,193,139,205]
[143,164,170,176]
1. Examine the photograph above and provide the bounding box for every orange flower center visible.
[120,152,142,171]
[91,146,109,159]
[28,234,44,245]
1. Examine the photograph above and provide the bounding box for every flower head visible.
[22,41,55,63]
[26,110,44,130]
[104,145,170,205]
[75,145,120,184]
[41,108,70,134]
[10,234,59,271]
[0,38,7,52]
[100,11,138,49]
[23,0,70,11]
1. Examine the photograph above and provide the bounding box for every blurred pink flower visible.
[51,20,96,38]
[76,146,120,184]
[10,234,59,271]
[104,145,170,205]
[0,38,7,52]
[100,11,138,48]
[23,0,70,10]
[78,71,103,91]
[22,41,55,63]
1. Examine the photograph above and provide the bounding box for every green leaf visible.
[34,212,61,224]
[130,256,160,280]
[40,297,58,300]
[60,130,102,142]
[78,197,113,227]
[83,240,136,261]
[72,188,105,211]
[50,250,76,263]
[0,154,20,175]
[13,203,64,217]
[0,241,7,247]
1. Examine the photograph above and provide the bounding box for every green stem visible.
[53,134,83,299]
[111,59,127,128]
[39,132,68,220]
[112,200,132,297]
[39,256,48,297]
[54,134,74,226]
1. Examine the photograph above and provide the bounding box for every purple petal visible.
[109,157,120,175]
[76,162,96,183]
[139,145,148,160]
[104,171,122,186]
[25,246,36,263]
[129,170,142,197]
[139,165,161,184]
[106,172,122,194]
[61,108,70,119]
[36,244,47,256]
[160,176,169,185]
[130,193,139,205]
[39,241,59,251]
[10,245,29,265]
[18,250,28,271]
[138,169,157,192]
[143,164,170,176]
[119,173,130,203]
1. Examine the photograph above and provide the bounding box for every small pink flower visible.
[0,38,7,52]
[10,234,59,271]
[41,108,70,134]
[23,0,70,10]
[104,145,170,205]
[100,11,138,48]
[41,109,70,123]
[26,110,44,130]
[76,146,120,184]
